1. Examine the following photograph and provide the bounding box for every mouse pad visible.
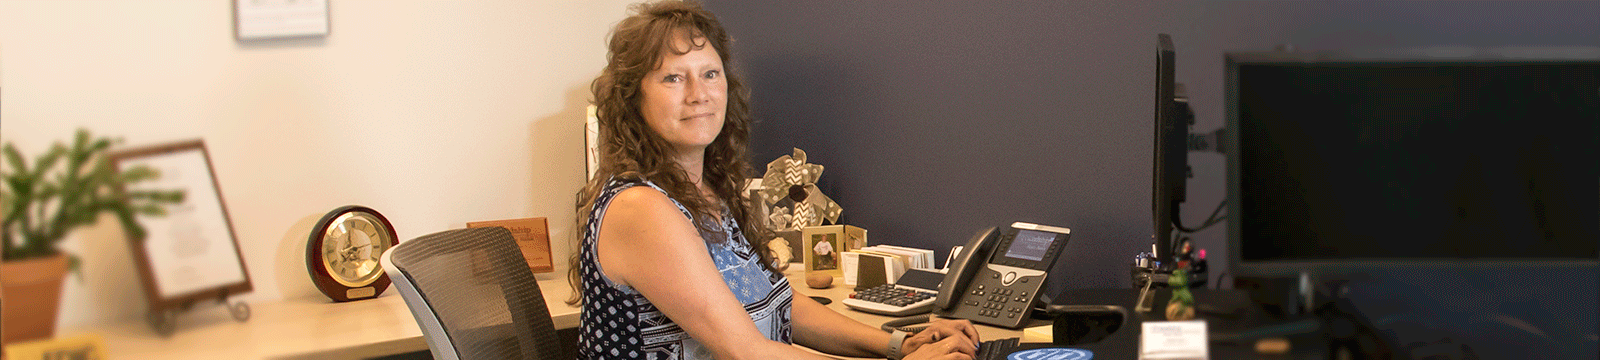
[1006,347,1093,360]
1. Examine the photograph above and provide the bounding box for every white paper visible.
[856,249,909,283]
[123,151,247,298]
[863,246,922,270]
[1140,320,1209,360]
[875,245,935,269]
[236,0,330,40]
[841,252,860,286]
[585,105,600,180]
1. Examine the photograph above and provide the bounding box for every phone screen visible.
[1002,229,1055,261]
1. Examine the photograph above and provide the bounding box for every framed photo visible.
[802,225,865,277]
[109,140,251,313]
[802,230,841,276]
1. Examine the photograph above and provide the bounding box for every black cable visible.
[880,315,931,333]
[1174,199,1226,233]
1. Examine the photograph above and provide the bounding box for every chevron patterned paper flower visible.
[759,148,842,231]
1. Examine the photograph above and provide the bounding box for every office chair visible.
[381,227,564,360]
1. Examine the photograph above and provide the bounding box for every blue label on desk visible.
[1007,348,1092,360]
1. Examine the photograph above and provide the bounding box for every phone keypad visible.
[953,269,1046,328]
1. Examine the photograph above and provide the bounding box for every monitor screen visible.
[1152,33,1188,261]
[1003,229,1057,262]
[1227,52,1600,274]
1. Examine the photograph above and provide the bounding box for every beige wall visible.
[1,0,636,328]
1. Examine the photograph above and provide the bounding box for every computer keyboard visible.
[842,283,938,316]
[976,337,1021,360]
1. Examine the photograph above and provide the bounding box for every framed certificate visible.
[109,140,252,313]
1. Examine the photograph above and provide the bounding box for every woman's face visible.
[638,33,727,159]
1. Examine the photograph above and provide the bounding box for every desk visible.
[790,272,1328,360]
[67,266,1015,359]
[58,276,581,360]
[62,268,1314,359]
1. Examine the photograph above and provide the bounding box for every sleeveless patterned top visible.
[578,178,793,359]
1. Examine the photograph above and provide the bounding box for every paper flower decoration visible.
[760,148,842,231]
[766,238,792,270]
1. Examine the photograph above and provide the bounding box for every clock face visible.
[308,205,397,302]
[319,212,392,287]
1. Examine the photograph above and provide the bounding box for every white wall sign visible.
[235,0,330,41]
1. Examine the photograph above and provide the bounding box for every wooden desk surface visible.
[64,276,581,360]
[67,267,1027,359]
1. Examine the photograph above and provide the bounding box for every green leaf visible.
[3,143,28,175]
[119,166,160,183]
[1,128,181,263]
[35,145,67,179]
[134,204,169,216]
[74,129,91,151]
[67,254,84,283]
[114,205,147,241]
[157,190,184,203]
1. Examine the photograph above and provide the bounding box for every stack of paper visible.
[860,245,935,270]
[841,245,938,288]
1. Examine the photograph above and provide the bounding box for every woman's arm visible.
[792,285,981,359]
[597,187,829,360]
[791,292,894,357]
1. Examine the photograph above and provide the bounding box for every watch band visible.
[887,329,909,360]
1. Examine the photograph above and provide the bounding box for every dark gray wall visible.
[714,1,1180,293]
[708,1,1598,356]
[710,0,1597,285]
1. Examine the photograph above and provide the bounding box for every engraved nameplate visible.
[347,287,376,299]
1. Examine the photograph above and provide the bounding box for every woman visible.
[568,1,981,359]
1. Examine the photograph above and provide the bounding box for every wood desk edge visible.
[62,276,580,359]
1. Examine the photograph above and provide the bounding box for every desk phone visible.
[934,222,1072,329]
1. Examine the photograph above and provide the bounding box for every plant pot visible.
[1,254,70,345]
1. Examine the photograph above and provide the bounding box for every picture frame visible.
[802,229,842,277]
[801,225,865,277]
[109,140,252,314]
[234,0,331,41]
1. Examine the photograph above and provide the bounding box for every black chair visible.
[381,227,564,359]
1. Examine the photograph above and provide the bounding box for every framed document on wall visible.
[109,140,252,316]
[234,0,331,41]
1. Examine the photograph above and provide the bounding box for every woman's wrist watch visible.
[887,330,909,360]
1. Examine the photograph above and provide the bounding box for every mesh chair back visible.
[381,227,562,360]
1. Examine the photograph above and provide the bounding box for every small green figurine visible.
[1165,269,1196,320]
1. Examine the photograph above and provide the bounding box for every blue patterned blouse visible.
[577,178,793,359]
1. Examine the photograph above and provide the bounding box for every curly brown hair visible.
[567,0,771,305]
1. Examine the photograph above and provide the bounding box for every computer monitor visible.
[1224,47,1600,279]
[1151,34,1190,262]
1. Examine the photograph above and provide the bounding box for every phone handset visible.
[934,227,999,311]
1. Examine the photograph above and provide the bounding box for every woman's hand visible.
[901,318,980,360]
[901,333,978,360]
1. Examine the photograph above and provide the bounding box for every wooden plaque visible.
[467,217,553,273]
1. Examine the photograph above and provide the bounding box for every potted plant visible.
[1,129,183,344]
